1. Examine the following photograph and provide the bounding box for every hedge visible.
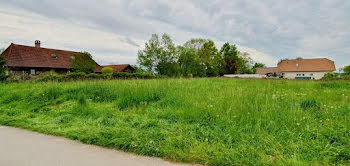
[37,72,157,82]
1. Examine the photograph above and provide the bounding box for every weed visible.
[300,99,320,111]
[0,78,349,165]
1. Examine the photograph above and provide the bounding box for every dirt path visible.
[0,126,192,166]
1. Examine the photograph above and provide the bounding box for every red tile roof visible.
[1,43,101,72]
[278,58,336,72]
[102,64,134,72]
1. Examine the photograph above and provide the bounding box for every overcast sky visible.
[0,0,349,68]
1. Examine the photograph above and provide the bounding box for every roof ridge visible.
[12,43,79,53]
[283,58,331,61]
[103,64,130,66]
[8,43,14,57]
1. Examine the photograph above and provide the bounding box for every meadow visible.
[0,78,349,165]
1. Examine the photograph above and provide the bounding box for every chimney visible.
[35,40,41,48]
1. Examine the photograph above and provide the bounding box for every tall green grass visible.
[0,78,349,165]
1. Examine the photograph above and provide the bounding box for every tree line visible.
[137,33,265,77]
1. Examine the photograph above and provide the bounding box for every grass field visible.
[0,78,349,165]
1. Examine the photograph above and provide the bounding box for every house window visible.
[302,74,305,76]
[310,74,313,76]
[30,69,35,75]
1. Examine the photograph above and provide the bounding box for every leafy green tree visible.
[198,40,221,76]
[252,63,266,73]
[70,52,96,73]
[132,65,147,74]
[101,67,113,74]
[343,65,350,75]
[237,52,254,74]
[0,55,8,81]
[137,34,180,77]
[177,46,206,77]
[220,43,240,74]
[181,39,222,77]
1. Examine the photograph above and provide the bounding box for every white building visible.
[257,58,336,80]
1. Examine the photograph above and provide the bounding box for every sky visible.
[0,0,349,68]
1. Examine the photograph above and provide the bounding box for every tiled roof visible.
[102,65,134,72]
[1,43,101,72]
[278,58,336,72]
[256,67,280,75]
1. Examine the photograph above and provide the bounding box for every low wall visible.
[224,74,266,79]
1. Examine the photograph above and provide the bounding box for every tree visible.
[137,34,180,77]
[132,65,147,74]
[70,52,96,73]
[198,40,221,76]
[101,67,113,74]
[0,55,8,81]
[252,63,266,74]
[220,43,240,74]
[181,39,222,77]
[177,46,206,77]
[343,65,350,75]
[237,52,254,74]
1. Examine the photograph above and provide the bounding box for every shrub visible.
[65,72,86,80]
[0,55,8,82]
[87,73,102,79]
[300,99,320,111]
[37,71,62,82]
[101,67,114,74]
[322,72,336,80]
[343,65,350,75]
[112,72,132,79]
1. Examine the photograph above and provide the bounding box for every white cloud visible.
[0,0,349,68]
[237,45,278,66]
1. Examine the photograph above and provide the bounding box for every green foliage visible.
[252,63,266,73]
[36,71,62,82]
[132,65,147,74]
[101,67,114,74]
[0,79,349,165]
[177,46,206,77]
[0,54,8,81]
[137,34,180,77]
[179,39,223,77]
[138,35,257,77]
[322,72,337,80]
[219,43,253,74]
[70,52,96,73]
[37,72,156,82]
[343,65,350,75]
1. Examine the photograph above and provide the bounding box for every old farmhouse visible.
[0,41,134,75]
[102,65,135,73]
[256,58,336,80]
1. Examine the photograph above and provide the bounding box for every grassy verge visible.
[0,78,349,165]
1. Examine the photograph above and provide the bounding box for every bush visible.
[322,72,336,80]
[36,71,156,82]
[101,67,114,74]
[87,73,101,79]
[37,71,62,82]
[0,55,8,82]
[65,72,87,80]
